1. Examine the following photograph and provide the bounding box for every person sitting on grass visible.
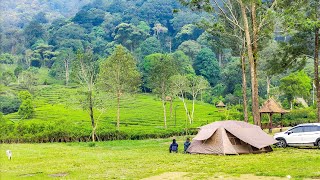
[184,138,191,153]
[169,139,178,153]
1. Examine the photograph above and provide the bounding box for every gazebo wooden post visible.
[268,113,273,133]
[280,113,283,132]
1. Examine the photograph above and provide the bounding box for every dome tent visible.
[187,120,277,155]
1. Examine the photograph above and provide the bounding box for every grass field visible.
[1,138,320,180]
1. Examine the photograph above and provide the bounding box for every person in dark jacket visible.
[184,138,191,153]
[169,139,178,153]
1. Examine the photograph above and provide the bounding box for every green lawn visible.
[1,138,320,179]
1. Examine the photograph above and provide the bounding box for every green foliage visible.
[0,95,21,114]
[194,48,220,86]
[137,21,151,34]
[146,54,179,96]
[30,42,58,68]
[113,23,149,51]
[139,0,180,25]
[88,142,96,147]
[280,71,312,103]
[175,24,203,45]
[0,53,16,64]
[49,49,74,82]
[18,90,34,119]
[19,70,38,92]
[1,71,15,86]
[73,8,106,29]
[220,57,242,94]
[137,37,162,59]
[33,12,48,24]
[72,50,99,85]
[14,66,23,78]
[177,40,201,61]
[171,50,195,75]
[49,23,86,51]
[23,21,45,48]
[99,45,141,94]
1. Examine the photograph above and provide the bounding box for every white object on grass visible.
[6,150,12,160]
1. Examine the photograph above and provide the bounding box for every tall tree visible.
[280,71,312,109]
[99,45,141,130]
[179,0,277,126]
[23,21,45,48]
[188,75,209,123]
[277,0,320,121]
[146,53,178,128]
[73,49,99,142]
[177,40,201,62]
[18,90,34,119]
[194,48,220,86]
[170,74,192,124]
[114,23,149,51]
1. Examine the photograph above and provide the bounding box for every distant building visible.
[216,101,226,108]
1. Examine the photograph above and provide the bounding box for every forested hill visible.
[0,0,316,118]
[0,0,91,29]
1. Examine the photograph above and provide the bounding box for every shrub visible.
[18,91,34,119]
[0,96,21,114]
[88,142,96,147]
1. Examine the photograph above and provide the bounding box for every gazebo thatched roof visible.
[259,98,289,114]
[216,101,226,107]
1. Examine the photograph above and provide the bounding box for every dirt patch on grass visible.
[48,172,68,177]
[19,172,43,177]
[142,172,189,180]
[143,172,289,180]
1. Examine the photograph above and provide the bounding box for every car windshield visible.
[288,126,303,133]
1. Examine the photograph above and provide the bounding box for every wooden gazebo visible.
[259,98,289,133]
[216,101,226,108]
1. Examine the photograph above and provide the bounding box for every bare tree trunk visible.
[240,0,260,126]
[267,76,271,99]
[162,98,167,128]
[250,2,261,126]
[241,52,248,122]
[117,91,120,130]
[180,92,192,124]
[314,27,320,122]
[89,90,95,142]
[191,94,196,123]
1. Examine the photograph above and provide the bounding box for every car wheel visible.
[277,139,287,148]
[317,140,320,149]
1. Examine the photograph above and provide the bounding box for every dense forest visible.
[1,0,319,142]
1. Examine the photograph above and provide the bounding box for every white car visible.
[274,123,320,148]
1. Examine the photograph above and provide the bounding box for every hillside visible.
[1,83,240,143]
[0,0,91,29]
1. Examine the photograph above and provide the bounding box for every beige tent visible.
[187,120,277,155]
